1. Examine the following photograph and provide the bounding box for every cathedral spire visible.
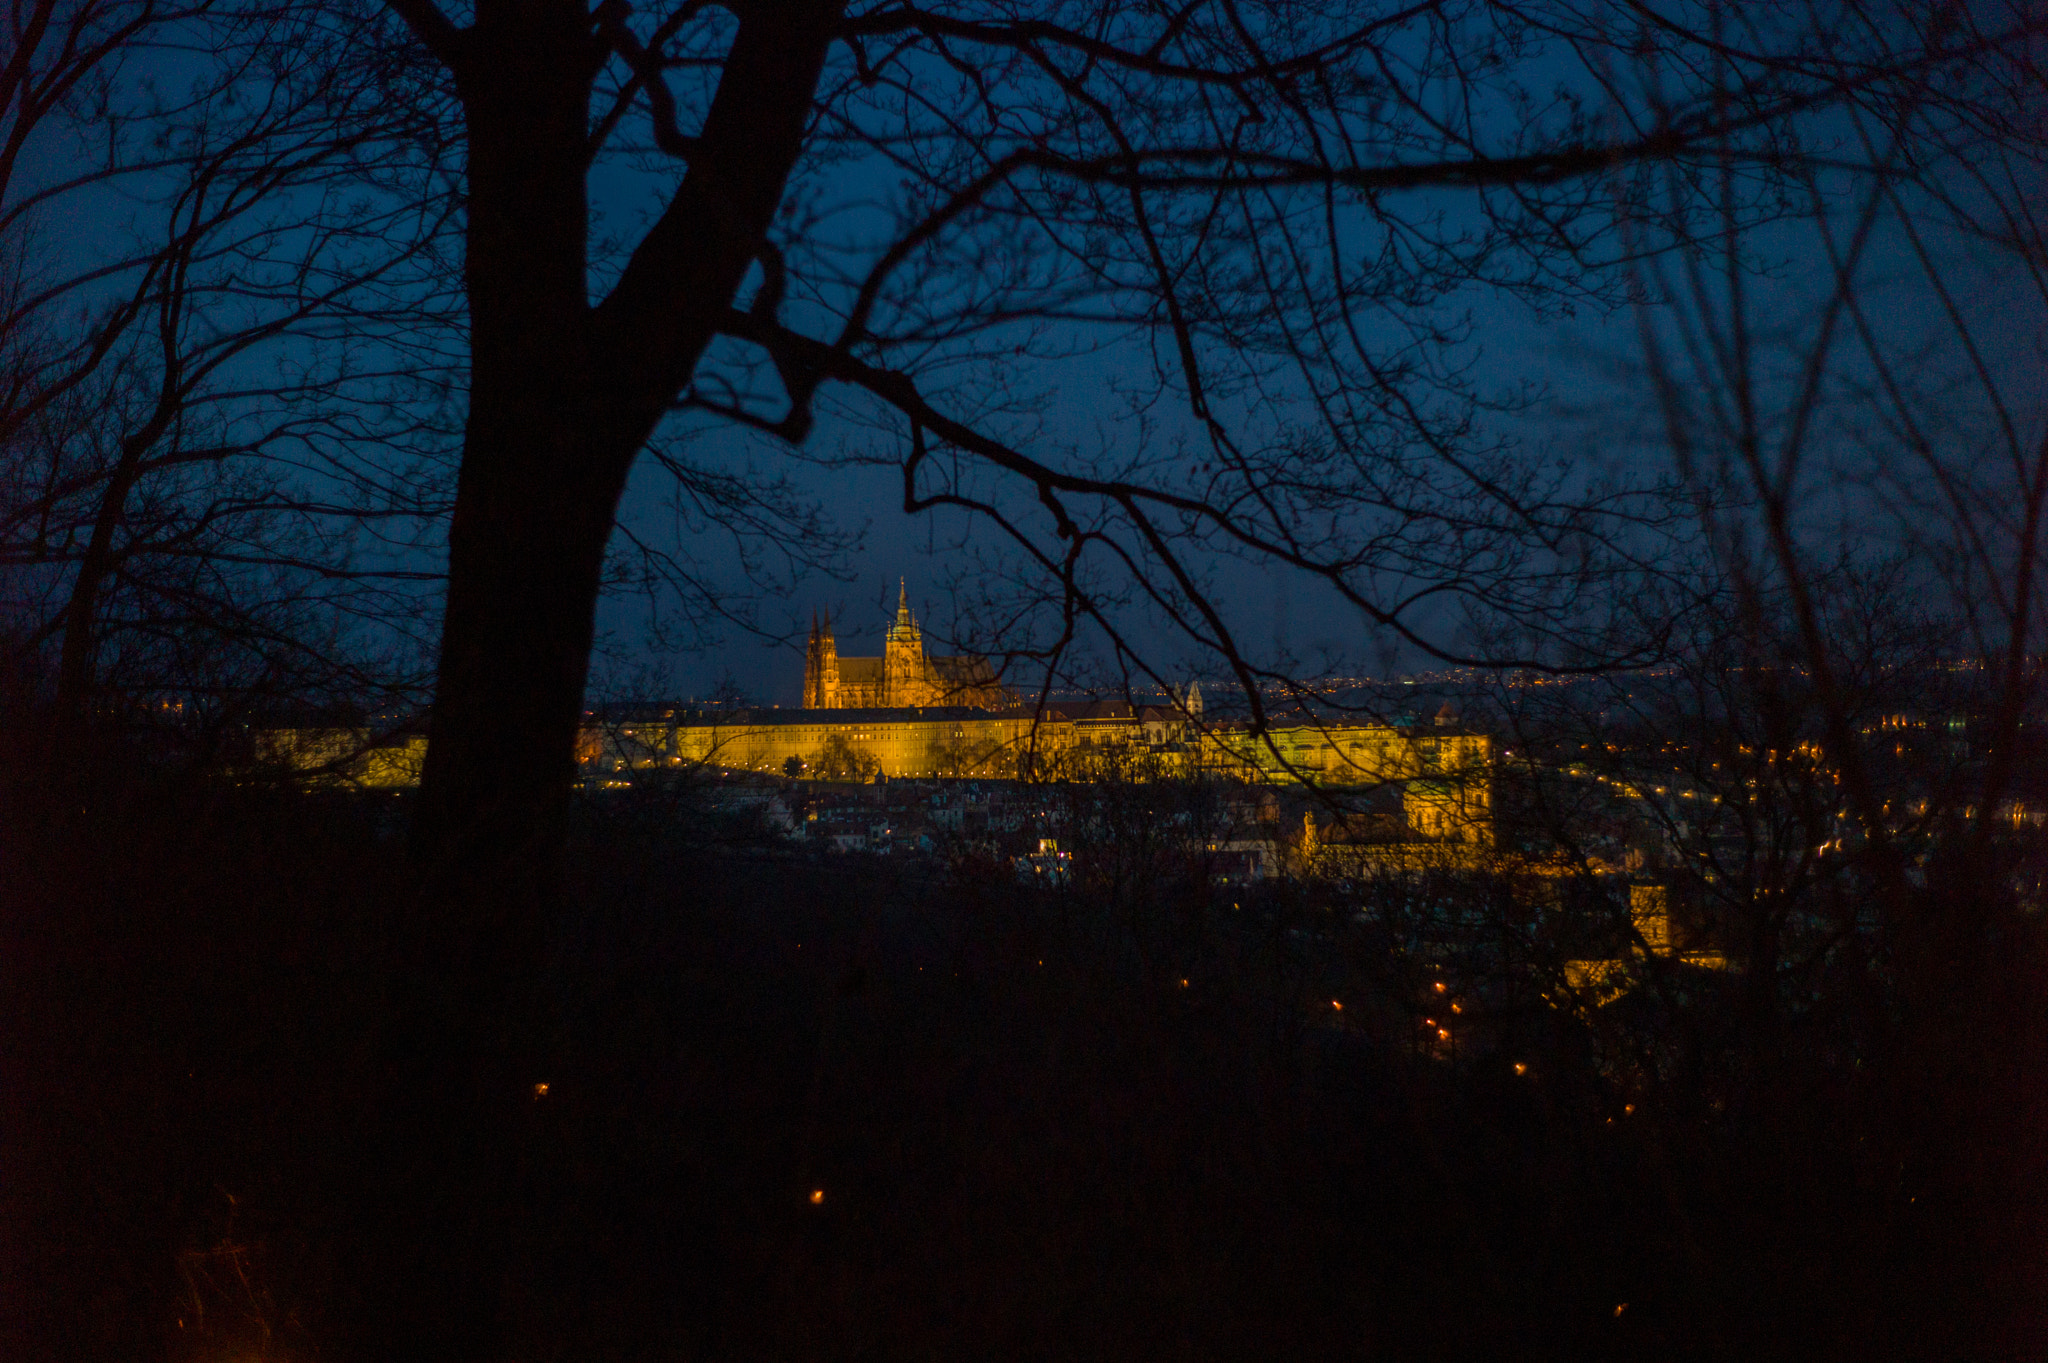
[887,577,921,648]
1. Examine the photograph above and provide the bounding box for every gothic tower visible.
[803,611,840,708]
[883,579,927,706]
[892,577,933,699]
[799,581,1005,710]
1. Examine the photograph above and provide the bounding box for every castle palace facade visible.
[803,583,1009,709]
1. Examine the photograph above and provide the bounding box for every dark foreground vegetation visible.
[8,737,2045,1363]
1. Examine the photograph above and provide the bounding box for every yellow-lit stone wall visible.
[262,714,1493,844]
[1403,779,1493,846]
[667,712,1056,780]
[254,728,426,788]
[1197,723,1491,788]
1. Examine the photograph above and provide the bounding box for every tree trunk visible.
[51,462,134,732]
[410,0,845,893]
[363,7,844,1355]
[363,17,616,1359]
[54,403,178,733]
[408,0,605,895]
[408,434,626,899]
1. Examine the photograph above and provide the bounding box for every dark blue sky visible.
[569,15,2043,708]
[25,7,2039,712]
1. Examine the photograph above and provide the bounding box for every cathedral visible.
[802,583,1009,710]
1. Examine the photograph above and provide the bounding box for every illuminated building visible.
[803,583,1008,709]
[1561,883,1733,1003]
[663,706,1053,780]
[1195,711,1491,811]
[256,663,1497,855]
[253,725,425,788]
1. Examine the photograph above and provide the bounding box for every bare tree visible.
[0,0,462,746]
[272,1,2040,1354]
[1469,12,2048,1342]
[1617,0,2047,1004]
[369,0,2039,904]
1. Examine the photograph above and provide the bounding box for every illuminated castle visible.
[803,582,1008,709]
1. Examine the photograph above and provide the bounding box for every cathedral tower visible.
[803,611,840,708]
[799,580,1007,710]
[883,580,930,706]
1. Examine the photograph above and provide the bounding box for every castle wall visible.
[659,710,1492,841]
[672,710,1058,779]
[258,710,1494,849]
[1195,723,1490,787]
[254,728,427,788]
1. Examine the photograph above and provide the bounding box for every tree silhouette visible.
[0,0,461,741]
[350,0,2047,1354]
[385,0,2037,899]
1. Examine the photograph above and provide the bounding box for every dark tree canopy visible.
[368,0,2039,893]
[0,0,462,736]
